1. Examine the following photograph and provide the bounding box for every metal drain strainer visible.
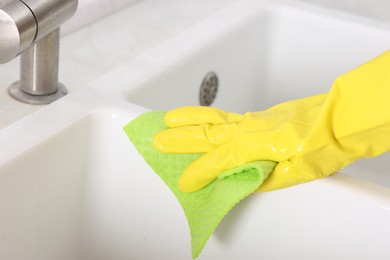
[199,72,218,106]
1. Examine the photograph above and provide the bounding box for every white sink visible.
[0,1,390,259]
[125,0,390,189]
[0,103,190,260]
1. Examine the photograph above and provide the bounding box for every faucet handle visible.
[0,1,37,63]
[0,0,78,63]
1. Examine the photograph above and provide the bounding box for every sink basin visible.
[0,0,390,259]
[0,105,191,260]
[125,0,390,189]
[1,107,389,260]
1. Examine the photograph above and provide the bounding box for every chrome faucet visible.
[0,0,78,104]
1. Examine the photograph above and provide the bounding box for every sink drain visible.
[199,72,218,106]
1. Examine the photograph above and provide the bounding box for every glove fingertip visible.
[178,169,213,193]
[178,176,204,193]
[153,131,168,152]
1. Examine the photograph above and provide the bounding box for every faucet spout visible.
[0,0,78,104]
[8,28,68,104]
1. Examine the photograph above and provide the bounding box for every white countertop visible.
[0,0,236,129]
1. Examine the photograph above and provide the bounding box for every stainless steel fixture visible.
[0,0,78,104]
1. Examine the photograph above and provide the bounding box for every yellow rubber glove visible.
[154,50,390,193]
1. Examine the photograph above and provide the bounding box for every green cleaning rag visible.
[123,111,276,258]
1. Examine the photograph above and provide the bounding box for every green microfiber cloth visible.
[123,111,276,258]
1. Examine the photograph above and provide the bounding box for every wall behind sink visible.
[297,0,390,23]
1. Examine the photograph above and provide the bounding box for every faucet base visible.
[8,81,67,105]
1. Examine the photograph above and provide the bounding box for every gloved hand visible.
[154,50,390,193]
